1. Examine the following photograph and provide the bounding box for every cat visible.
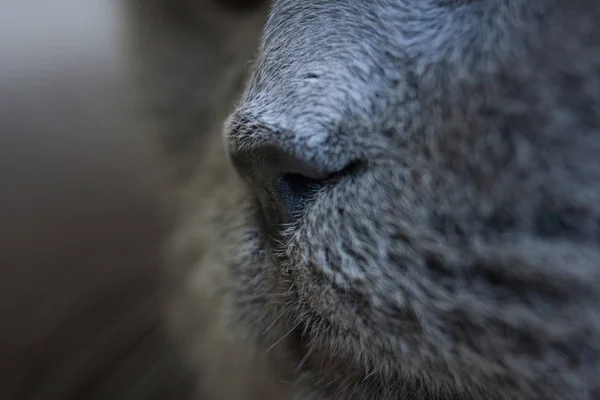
[124,0,600,398]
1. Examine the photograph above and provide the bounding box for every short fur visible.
[124,0,600,399]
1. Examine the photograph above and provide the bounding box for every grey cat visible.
[124,0,600,399]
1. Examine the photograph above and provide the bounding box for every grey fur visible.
[125,0,600,399]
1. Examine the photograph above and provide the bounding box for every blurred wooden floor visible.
[0,1,194,398]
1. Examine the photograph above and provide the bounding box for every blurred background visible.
[0,1,192,398]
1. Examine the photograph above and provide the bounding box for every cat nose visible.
[226,109,361,233]
[229,143,343,230]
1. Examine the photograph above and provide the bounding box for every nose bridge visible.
[225,49,384,181]
[235,5,379,139]
[225,0,386,178]
[228,59,379,155]
[237,69,349,140]
[227,55,360,164]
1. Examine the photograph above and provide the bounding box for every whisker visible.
[266,322,300,352]
[262,309,287,336]
[295,345,314,372]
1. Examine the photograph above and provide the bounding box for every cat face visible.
[222,1,600,398]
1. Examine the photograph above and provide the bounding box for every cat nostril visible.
[254,171,334,235]
[230,145,356,232]
[274,173,324,220]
